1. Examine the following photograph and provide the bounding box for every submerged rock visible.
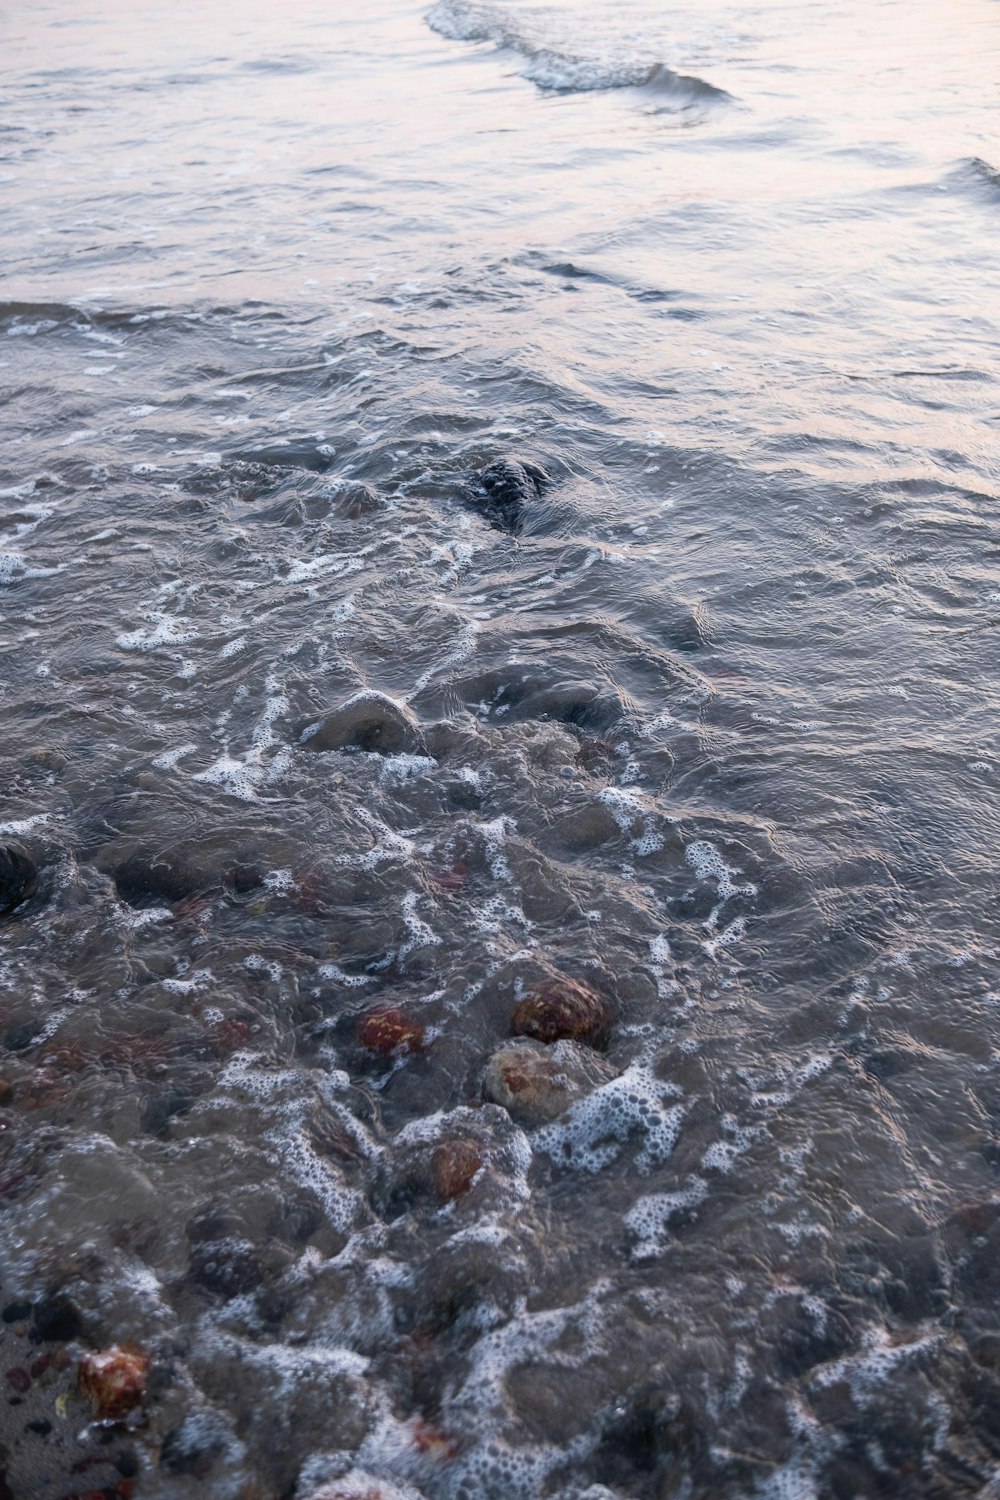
[78,1346,149,1420]
[0,844,36,916]
[466,457,550,535]
[432,1137,484,1201]
[483,1038,615,1126]
[301,691,420,755]
[188,1238,263,1299]
[357,1005,426,1056]
[511,976,614,1049]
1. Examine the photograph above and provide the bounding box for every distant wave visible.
[426,0,731,103]
[968,156,1000,191]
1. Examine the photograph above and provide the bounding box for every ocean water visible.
[1,0,999,1495]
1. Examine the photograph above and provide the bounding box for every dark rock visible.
[160,1414,229,1477]
[2,1302,32,1324]
[141,1089,194,1136]
[301,691,420,755]
[511,976,614,1049]
[3,1023,40,1054]
[270,1193,323,1245]
[110,848,208,906]
[226,862,265,895]
[483,1038,615,1126]
[0,846,36,917]
[188,1238,262,1299]
[466,458,550,536]
[186,458,283,500]
[32,1297,81,1342]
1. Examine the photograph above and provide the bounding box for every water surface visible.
[1,1,1000,1495]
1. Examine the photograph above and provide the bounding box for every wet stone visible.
[0,845,36,918]
[3,1023,41,1055]
[466,456,550,536]
[77,1346,149,1420]
[141,1088,194,1136]
[32,1297,82,1343]
[188,1238,263,1299]
[160,1413,229,1477]
[483,1038,616,1126]
[270,1192,323,1245]
[357,1005,426,1056]
[301,691,420,755]
[511,976,614,1049]
[432,1138,484,1201]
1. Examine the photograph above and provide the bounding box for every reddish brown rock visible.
[77,1346,149,1420]
[412,1419,459,1459]
[357,1006,425,1056]
[511,976,613,1050]
[432,1138,483,1201]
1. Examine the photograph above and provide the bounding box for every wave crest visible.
[426,0,731,102]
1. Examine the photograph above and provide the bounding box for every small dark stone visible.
[2,1302,32,1324]
[270,1193,322,1245]
[115,1453,139,1477]
[0,845,36,917]
[160,1415,227,1477]
[5,1369,30,1394]
[32,1297,82,1342]
[141,1089,194,1136]
[3,1023,41,1054]
[188,1239,262,1299]
[226,862,264,895]
[112,850,205,906]
[466,458,550,536]
[186,1210,237,1245]
[24,1419,51,1436]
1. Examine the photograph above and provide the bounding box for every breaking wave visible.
[426,0,731,102]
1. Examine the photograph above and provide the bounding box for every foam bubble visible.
[0,551,64,584]
[116,611,197,652]
[0,812,49,836]
[598,786,664,856]
[685,839,756,900]
[535,1060,685,1173]
[625,1176,708,1258]
[152,741,197,770]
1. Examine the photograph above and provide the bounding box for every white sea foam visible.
[116,611,197,652]
[535,1060,685,1173]
[625,1176,708,1258]
[0,813,50,836]
[0,551,64,584]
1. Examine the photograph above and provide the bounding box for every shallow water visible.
[1,0,999,1495]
